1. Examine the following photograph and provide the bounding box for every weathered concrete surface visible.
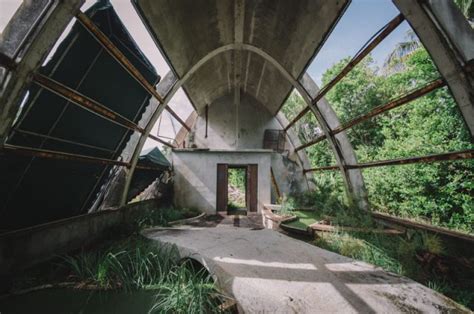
[134,0,349,113]
[172,149,272,214]
[144,226,467,313]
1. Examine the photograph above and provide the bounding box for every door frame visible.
[216,163,258,212]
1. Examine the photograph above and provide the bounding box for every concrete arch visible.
[122,43,369,211]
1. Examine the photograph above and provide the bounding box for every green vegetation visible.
[282,45,474,234]
[61,238,178,291]
[313,231,474,309]
[228,168,246,208]
[132,206,201,231]
[282,210,320,230]
[60,238,227,313]
[9,207,229,313]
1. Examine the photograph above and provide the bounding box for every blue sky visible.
[307,0,412,85]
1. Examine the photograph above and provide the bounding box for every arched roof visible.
[133,0,349,113]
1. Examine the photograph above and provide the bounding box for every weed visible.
[149,263,228,313]
[279,195,296,215]
[420,232,445,255]
[60,237,229,313]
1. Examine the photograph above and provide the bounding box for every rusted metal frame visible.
[32,73,173,147]
[134,164,169,171]
[0,143,165,171]
[304,149,474,172]
[303,165,339,173]
[350,149,474,169]
[75,11,191,132]
[1,143,129,167]
[284,13,405,132]
[147,133,176,148]
[0,52,17,70]
[371,211,474,244]
[0,1,85,143]
[333,78,446,134]
[294,135,327,152]
[13,128,115,153]
[295,78,445,152]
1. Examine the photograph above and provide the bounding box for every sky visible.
[0,0,412,150]
[307,0,411,85]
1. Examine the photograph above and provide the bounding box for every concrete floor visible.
[143,216,467,313]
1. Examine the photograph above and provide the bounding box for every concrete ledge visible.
[262,204,298,230]
[168,212,206,226]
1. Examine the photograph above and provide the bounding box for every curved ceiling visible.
[134,0,349,113]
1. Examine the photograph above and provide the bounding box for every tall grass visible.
[150,262,228,313]
[313,231,474,309]
[61,238,230,313]
[62,238,179,291]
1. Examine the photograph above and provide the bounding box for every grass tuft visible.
[60,237,230,313]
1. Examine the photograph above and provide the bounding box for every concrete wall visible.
[0,200,158,277]
[190,93,280,149]
[185,93,308,200]
[172,150,272,213]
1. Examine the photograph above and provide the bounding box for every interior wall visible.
[189,93,279,149]
[184,93,308,199]
[172,150,272,214]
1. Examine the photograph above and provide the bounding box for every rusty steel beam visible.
[0,52,16,70]
[75,11,191,132]
[295,134,327,152]
[0,143,130,167]
[333,78,446,134]
[0,144,166,171]
[304,149,474,173]
[135,164,169,171]
[14,128,115,153]
[33,73,138,130]
[285,14,405,132]
[349,150,474,169]
[303,165,339,173]
[294,78,445,152]
[33,73,172,147]
[148,133,176,148]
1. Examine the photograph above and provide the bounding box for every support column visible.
[299,74,369,211]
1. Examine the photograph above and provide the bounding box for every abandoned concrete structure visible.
[0,0,473,312]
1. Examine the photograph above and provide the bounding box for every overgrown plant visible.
[149,261,228,314]
[61,238,230,313]
[132,207,201,231]
[312,230,474,309]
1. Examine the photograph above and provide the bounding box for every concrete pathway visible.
[143,221,467,313]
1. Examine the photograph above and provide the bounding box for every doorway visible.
[216,164,258,213]
[228,167,247,214]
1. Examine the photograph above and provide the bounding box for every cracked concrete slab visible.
[143,226,468,313]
